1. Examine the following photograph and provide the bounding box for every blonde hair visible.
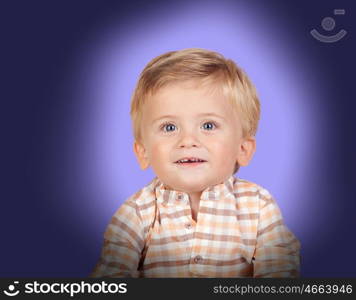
[130,48,260,173]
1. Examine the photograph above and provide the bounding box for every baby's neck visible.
[188,191,202,203]
[188,191,202,222]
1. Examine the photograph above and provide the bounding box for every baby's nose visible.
[178,130,200,148]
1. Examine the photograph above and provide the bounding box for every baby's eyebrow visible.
[152,113,226,124]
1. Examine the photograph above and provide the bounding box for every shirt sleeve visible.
[89,200,145,278]
[252,188,301,278]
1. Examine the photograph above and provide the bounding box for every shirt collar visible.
[154,175,235,206]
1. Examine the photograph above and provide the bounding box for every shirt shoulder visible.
[124,177,158,207]
[233,177,276,209]
[118,177,159,231]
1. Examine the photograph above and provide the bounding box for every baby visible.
[90,48,301,278]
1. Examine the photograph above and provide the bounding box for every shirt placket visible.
[175,192,197,274]
[188,196,211,277]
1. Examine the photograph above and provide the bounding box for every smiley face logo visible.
[3,281,20,297]
[310,9,347,43]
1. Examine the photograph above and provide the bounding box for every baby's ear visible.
[133,140,150,170]
[236,136,256,167]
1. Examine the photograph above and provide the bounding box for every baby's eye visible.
[162,123,176,132]
[202,122,216,130]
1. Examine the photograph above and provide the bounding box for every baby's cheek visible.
[210,138,236,154]
[150,143,170,163]
[213,143,238,165]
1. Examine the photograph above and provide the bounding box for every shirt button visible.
[185,223,192,229]
[177,193,183,200]
[193,255,203,263]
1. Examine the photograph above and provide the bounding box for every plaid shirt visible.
[91,175,301,278]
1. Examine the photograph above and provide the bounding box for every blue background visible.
[1,0,355,277]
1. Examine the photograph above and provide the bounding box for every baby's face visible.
[134,80,255,193]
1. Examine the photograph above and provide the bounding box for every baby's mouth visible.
[174,157,207,167]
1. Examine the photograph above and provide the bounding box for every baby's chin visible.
[160,176,214,193]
